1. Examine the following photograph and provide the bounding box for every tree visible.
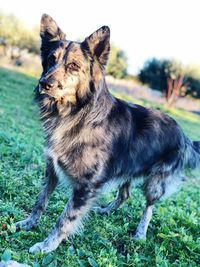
[185,75,200,98]
[0,12,40,57]
[138,58,200,99]
[106,44,128,78]
[166,75,185,107]
[138,58,182,92]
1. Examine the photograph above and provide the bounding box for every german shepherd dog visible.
[16,14,200,253]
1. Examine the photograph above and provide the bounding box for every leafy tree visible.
[106,44,128,78]
[138,58,200,99]
[138,58,182,92]
[0,12,39,56]
[18,26,40,54]
[185,75,200,98]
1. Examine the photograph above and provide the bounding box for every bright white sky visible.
[1,0,200,74]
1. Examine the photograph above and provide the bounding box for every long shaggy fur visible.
[16,14,200,253]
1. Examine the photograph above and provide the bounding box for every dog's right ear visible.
[40,14,66,42]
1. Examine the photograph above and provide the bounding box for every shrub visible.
[138,58,200,99]
[106,44,128,79]
[0,12,40,56]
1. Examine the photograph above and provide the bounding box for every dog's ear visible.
[40,14,66,42]
[83,26,110,66]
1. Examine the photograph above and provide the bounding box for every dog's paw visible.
[29,241,51,254]
[16,218,36,231]
[133,232,146,241]
[29,240,58,254]
[29,242,46,254]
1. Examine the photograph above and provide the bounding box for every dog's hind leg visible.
[133,204,154,240]
[29,182,97,253]
[16,158,58,231]
[95,181,131,214]
[133,174,166,240]
[133,171,182,240]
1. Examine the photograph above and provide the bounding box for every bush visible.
[185,75,200,98]
[138,58,182,91]
[106,44,128,78]
[0,12,40,55]
[138,58,200,99]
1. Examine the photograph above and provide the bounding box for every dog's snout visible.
[39,78,54,90]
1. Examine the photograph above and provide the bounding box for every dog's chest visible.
[45,147,68,182]
[45,125,108,180]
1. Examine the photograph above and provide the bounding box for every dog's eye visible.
[66,62,79,72]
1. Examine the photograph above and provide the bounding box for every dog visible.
[16,14,200,253]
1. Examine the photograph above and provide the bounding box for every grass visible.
[0,67,200,267]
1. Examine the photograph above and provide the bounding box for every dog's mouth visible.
[38,84,61,94]
[38,85,75,101]
[38,85,46,94]
[38,85,58,100]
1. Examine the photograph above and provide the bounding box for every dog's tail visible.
[184,138,200,169]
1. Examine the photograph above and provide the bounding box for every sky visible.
[1,0,200,74]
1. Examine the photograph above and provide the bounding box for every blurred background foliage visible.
[0,11,40,56]
[138,58,200,99]
[106,44,128,79]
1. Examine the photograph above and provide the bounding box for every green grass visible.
[0,67,200,267]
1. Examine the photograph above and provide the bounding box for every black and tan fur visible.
[16,14,200,253]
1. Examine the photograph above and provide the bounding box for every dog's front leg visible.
[16,158,58,230]
[29,183,97,253]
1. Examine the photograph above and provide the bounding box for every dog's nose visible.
[39,78,54,90]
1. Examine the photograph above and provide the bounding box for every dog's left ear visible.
[83,26,110,66]
[40,14,66,42]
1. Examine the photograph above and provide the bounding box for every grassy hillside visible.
[0,68,200,267]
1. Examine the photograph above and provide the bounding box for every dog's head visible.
[38,14,110,104]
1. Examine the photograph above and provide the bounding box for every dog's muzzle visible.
[39,77,54,93]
